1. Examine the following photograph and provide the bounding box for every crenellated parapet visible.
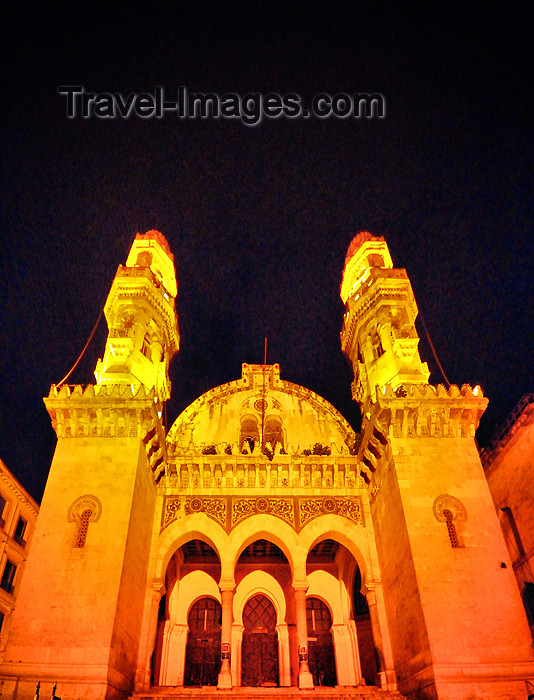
[373,382,488,438]
[355,383,488,486]
[44,382,168,481]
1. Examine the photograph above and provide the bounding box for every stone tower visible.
[340,232,534,699]
[0,231,179,700]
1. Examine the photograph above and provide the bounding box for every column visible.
[293,586,314,689]
[276,623,291,687]
[218,585,235,688]
[364,583,397,691]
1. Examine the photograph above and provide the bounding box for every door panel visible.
[184,598,221,686]
[306,597,337,687]
[241,595,279,686]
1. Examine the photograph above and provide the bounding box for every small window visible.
[0,611,4,631]
[443,509,459,548]
[370,330,384,360]
[141,334,152,359]
[14,517,27,546]
[0,560,17,594]
[75,509,92,548]
[367,253,384,268]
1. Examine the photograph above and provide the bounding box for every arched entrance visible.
[306,597,337,686]
[241,594,279,686]
[184,597,221,686]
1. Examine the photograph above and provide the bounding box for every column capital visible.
[292,580,309,593]
[219,578,236,592]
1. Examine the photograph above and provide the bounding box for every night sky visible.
[1,5,532,502]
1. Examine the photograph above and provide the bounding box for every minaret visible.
[340,232,534,699]
[94,229,179,401]
[0,231,179,700]
[340,231,429,414]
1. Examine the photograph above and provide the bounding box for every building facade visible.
[0,230,533,700]
[482,394,534,643]
[0,459,39,654]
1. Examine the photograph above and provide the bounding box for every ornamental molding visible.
[432,494,467,522]
[0,466,39,517]
[161,495,364,534]
[67,494,102,522]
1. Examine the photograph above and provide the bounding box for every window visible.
[370,330,384,360]
[141,334,152,359]
[240,415,259,453]
[0,611,4,632]
[13,516,27,546]
[75,509,92,548]
[1,560,17,594]
[443,509,459,548]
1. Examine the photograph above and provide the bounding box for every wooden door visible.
[306,597,337,687]
[184,597,221,686]
[241,595,279,686]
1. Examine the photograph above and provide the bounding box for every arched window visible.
[264,415,284,452]
[433,495,466,548]
[240,415,259,453]
[76,509,92,548]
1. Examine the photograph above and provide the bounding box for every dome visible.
[166,363,358,457]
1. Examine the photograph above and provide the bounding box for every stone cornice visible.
[373,382,488,438]
[44,383,168,482]
[160,494,365,534]
[0,461,39,516]
[355,383,488,488]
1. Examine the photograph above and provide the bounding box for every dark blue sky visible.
[1,5,532,501]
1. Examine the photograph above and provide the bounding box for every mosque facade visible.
[0,230,532,700]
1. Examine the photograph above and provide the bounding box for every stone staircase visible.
[132,686,405,700]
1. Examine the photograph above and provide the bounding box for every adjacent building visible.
[0,459,39,650]
[482,394,534,639]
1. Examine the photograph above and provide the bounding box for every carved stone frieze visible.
[162,496,182,529]
[299,497,363,527]
[231,497,295,528]
[161,494,364,533]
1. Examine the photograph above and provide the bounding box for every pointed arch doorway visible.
[306,597,337,687]
[184,597,221,686]
[241,595,279,686]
